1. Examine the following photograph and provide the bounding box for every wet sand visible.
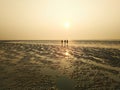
[0,42,120,90]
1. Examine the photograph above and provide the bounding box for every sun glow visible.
[65,51,69,56]
[64,22,70,28]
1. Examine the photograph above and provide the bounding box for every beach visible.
[0,40,120,90]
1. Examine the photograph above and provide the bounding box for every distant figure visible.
[61,40,68,47]
[64,40,66,46]
[66,40,68,46]
[61,40,63,46]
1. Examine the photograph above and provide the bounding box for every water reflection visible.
[65,52,69,56]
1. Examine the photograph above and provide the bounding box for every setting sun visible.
[64,22,70,28]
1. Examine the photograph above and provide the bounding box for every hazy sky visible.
[0,0,120,40]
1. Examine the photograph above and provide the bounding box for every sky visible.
[0,0,120,40]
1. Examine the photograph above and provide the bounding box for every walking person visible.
[66,40,68,46]
[61,40,63,46]
[64,40,66,46]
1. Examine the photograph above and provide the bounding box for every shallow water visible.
[4,40,120,48]
[0,40,120,90]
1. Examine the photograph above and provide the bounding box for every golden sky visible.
[0,0,120,40]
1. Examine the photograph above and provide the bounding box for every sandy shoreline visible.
[0,42,120,90]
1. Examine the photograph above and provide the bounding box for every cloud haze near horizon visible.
[0,0,120,40]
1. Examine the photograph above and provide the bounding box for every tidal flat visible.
[0,41,120,90]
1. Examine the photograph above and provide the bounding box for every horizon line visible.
[0,39,120,41]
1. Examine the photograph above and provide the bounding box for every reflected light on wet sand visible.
[65,52,69,56]
[65,49,70,56]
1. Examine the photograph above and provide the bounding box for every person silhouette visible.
[66,40,68,46]
[61,40,63,46]
[64,40,66,46]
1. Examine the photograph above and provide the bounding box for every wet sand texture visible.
[0,42,120,90]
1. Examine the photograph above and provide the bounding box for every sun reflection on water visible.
[65,52,69,56]
[65,49,70,56]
